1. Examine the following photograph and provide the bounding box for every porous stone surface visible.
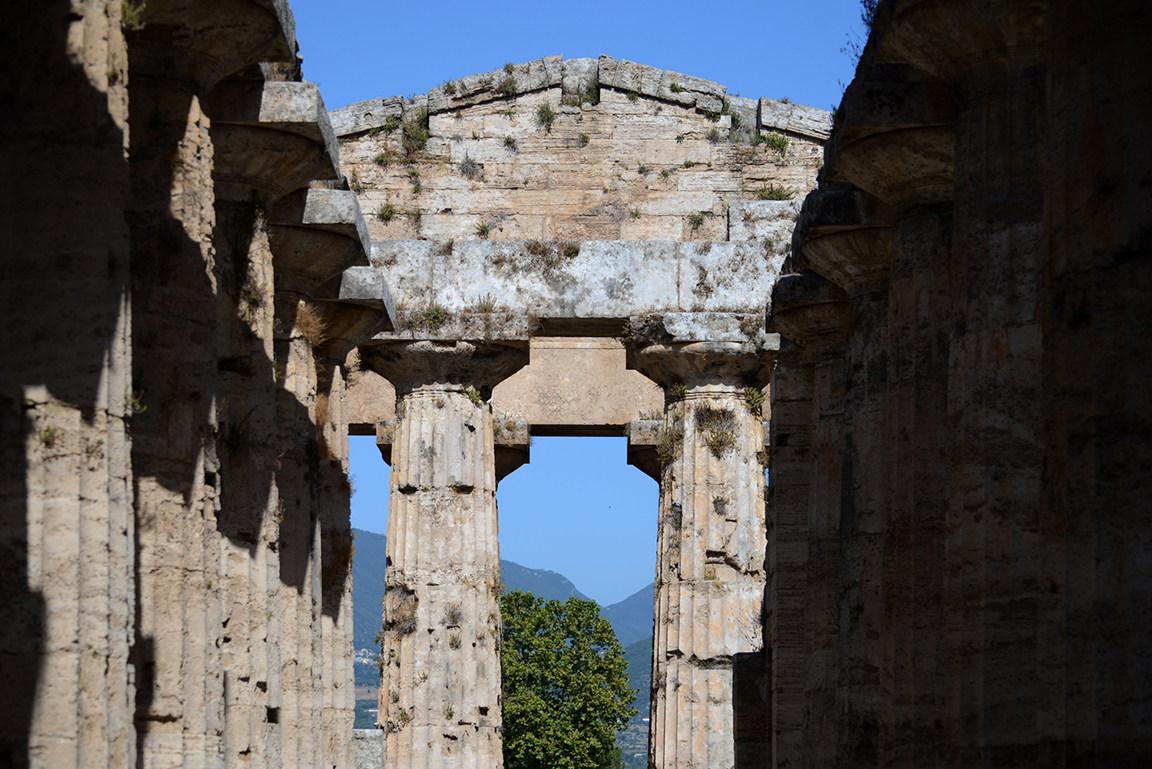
[361,343,525,769]
[352,729,384,769]
[368,239,786,332]
[629,346,771,769]
[12,1,1147,768]
[331,55,827,244]
[768,0,1152,766]
[0,3,385,769]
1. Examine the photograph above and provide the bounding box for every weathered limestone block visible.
[561,57,598,101]
[759,98,834,141]
[269,188,372,294]
[352,729,384,769]
[598,55,726,113]
[330,96,404,136]
[493,338,663,435]
[427,57,564,114]
[727,200,802,245]
[368,240,784,325]
[360,341,528,769]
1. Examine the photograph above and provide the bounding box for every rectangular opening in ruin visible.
[348,433,658,764]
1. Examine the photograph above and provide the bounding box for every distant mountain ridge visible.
[350,528,652,649]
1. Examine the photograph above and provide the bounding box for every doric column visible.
[360,340,528,769]
[880,4,1048,759]
[766,270,850,768]
[630,336,772,769]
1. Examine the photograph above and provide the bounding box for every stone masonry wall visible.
[333,55,827,245]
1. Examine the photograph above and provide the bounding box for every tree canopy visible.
[501,590,638,769]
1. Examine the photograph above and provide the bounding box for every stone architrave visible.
[630,339,772,769]
[359,340,528,769]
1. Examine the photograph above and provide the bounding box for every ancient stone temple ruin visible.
[2,1,1149,768]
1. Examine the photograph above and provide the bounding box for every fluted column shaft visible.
[382,387,502,768]
[637,346,768,769]
[362,340,527,769]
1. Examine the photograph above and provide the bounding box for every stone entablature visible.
[330,56,829,244]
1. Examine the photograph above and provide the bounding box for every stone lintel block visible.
[329,96,404,136]
[727,95,759,138]
[368,240,784,335]
[767,271,850,352]
[210,81,341,201]
[426,56,564,114]
[629,313,780,353]
[759,98,834,141]
[598,55,726,113]
[493,337,663,434]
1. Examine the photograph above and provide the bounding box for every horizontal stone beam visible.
[759,98,834,141]
[367,239,786,332]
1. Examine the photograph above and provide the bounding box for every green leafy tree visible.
[501,590,638,769]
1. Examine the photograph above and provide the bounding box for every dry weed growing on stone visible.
[295,301,329,347]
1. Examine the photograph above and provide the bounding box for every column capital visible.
[359,339,529,396]
[625,313,777,389]
[768,271,851,359]
[881,0,1046,83]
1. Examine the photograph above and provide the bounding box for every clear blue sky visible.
[305,0,867,605]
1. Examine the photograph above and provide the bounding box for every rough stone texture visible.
[758,98,834,141]
[332,55,827,245]
[772,0,1152,765]
[361,343,526,769]
[14,1,1143,767]
[0,2,385,768]
[494,338,663,435]
[345,337,663,439]
[727,200,803,247]
[0,3,135,767]
[352,729,384,769]
[628,345,771,769]
[368,239,785,331]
